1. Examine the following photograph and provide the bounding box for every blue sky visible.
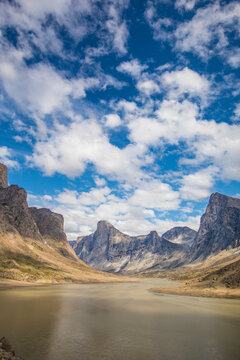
[0,0,240,239]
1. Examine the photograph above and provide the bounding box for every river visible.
[0,279,239,360]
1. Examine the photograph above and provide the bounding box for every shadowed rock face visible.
[72,221,188,273]
[162,227,197,247]
[191,193,240,261]
[29,207,67,242]
[0,185,41,240]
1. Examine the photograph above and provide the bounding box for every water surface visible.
[0,279,239,360]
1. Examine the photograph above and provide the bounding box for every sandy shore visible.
[150,284,240,299]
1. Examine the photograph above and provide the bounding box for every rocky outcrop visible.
[0,163,8,188]
[0,185,41,240]
[162,227,197,247]
[0,337,23,360]
[29,207,67,242]
[73,221,187,273]
[191,193,240,261]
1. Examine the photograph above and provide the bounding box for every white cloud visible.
[129,179,180,210]
[175,1,240,59]
[0,146,18,168]
[227,48,240,68]
[233,103,240,121]
[117,59,148,78]
[105,114,121,128]
[30,182,199,239]
[145,3,173,41]
[180,167,217,201]
[129,99,198,145]
[128,98,240,182]
[0,53,100,116]
[106,2,129,55]
[28,117,145,182]
[160,67,210,102]
[136,79,160,96]
[175,0,199,11]
[117,100,138,113]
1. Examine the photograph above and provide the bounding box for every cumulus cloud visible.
[0,146,18,168]
[175,1,240,60]
[104,114,121,128]
[160,67,210,103]
[136,79,160,96]
[29,182,199,239]
[0,51,100,116]
[28,117,146,182]
[129,179,180,210]
[175,0,199,11]
[180,167,217,201]
[117,59,148,78]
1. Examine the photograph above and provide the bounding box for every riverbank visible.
[0,275,136,291]
[150,283,240,299]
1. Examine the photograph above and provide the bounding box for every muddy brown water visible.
[0,279,239,360]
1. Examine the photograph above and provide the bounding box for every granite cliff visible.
[72,220,188,274]
[191,193,240,261]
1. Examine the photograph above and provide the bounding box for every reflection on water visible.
[0,279,240,360]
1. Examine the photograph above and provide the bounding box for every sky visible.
[0,0,240,239]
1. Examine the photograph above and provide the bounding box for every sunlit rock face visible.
[191,193,240,261]
[72,221,188,274]
[162,227,197,247]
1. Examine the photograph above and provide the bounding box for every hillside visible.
[0,165,124,285]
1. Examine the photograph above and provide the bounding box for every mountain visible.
[72,220,188,274]
[191,193,240,261]
[162,227,197,247]
[0,164,120,284]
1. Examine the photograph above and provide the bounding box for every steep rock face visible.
[73,221,187,273]
[29,207,67,242]
[162,227,197,247]
[0,185,41,240]
[0,163,8,188]
[191,193,240,261]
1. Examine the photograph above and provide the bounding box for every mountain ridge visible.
[0,164,122,284]
[72,220,190,274]
[72,192,240,275]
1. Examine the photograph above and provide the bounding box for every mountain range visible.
[1,162,240,284]
[72,192,240,274]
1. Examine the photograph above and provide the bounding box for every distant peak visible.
[97,220,114,229]
[209,192,240,208]
[148,230,159,238]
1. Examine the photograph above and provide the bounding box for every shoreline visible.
[150,284,240,299]
[0,276,137,291]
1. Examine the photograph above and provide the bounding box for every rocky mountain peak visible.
[209,192,240,209]
[191,192,240,261]
[148,230,159,240]
[162,226,197,247]
[97,220,114,231]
